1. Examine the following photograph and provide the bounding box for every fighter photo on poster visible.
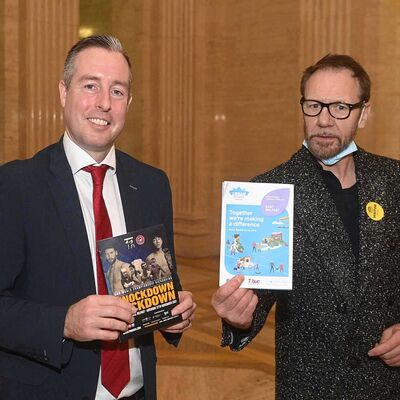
[220,181,294,290]
[97,224,181,341]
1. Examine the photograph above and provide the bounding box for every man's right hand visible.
[211,275,258,330]
[63,295,136,342]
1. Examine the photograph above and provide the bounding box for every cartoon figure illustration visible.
[260,232,288,251]
[270,262,276,273]
[234,258,242,270]
[234,256,256,271]
[230,234,244,255]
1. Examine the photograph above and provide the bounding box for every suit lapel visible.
[116,155,144,233]
[293,150,357,303]
[47,142,96,295]
[354,151,389,302]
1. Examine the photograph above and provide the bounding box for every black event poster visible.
[97,224,181,341]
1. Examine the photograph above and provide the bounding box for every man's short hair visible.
[152,230,163,240]
[63,35,132,89]
[300,54,371,102]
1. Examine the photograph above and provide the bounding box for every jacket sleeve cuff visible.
[221,320,253,351]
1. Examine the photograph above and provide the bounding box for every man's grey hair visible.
[63,35,132,89]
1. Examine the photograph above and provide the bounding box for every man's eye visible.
[111,89,125,97]
[305,102,320,110]
[84,84,96,90]
[335,103,349,111]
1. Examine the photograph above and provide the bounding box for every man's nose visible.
[96,90,111,111]
[316,106,334,126]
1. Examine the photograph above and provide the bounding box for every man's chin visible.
[308,142,341,160]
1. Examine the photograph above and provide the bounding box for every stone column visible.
[0,0,79,163]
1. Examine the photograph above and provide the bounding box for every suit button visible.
[349,356,361,369]
[336,302,348,314]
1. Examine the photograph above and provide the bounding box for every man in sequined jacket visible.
[212,54,400,399]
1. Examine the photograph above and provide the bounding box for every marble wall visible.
[0,0,79,161]
[1,0,399,257]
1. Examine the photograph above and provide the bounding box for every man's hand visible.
[161,291,196,333]
[211,275,258,330]
[368,323,400,366]
[64,295,136,342]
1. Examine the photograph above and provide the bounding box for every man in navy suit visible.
[0,35,195,400]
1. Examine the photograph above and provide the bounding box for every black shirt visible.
[319,166,360,261]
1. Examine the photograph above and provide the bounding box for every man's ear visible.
[59,80,67,107]
[358,103,371,129]
[127,94,133,109]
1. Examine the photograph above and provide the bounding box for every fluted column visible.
[140,0,209,256]
[1,0,21,162]
[1,0,79,163]
[299,0,351,68]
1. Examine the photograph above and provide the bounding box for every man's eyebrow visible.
[77,74,101,83]
[112,80,130,90]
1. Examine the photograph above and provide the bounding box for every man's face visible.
[303,68,370,160]
[59,47,131,160]
[152,236,163,249]
[121,268,129,278]
[105,248,117,265]
[150,258,157,266]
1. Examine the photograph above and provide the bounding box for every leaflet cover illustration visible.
[220,181,294,290]
[98,224,181,341]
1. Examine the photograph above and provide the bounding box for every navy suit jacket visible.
[0,139,180,400]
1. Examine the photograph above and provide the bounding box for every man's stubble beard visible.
[303,126,356,160]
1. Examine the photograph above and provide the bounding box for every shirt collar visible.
[63,132,116,175]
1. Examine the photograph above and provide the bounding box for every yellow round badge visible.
[366,202,384,221]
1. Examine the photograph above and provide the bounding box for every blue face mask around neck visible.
[302,140,358,166]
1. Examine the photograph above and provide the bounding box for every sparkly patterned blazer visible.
[222,146,400,400]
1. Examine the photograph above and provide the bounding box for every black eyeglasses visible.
[300,98,365,120]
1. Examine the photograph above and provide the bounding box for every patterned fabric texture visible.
[222,147,400,399]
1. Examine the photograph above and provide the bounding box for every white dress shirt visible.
[63,133,143,399]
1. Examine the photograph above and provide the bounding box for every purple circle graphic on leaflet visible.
[261,188,290,216]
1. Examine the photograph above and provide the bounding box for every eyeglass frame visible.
[300,97,365,120]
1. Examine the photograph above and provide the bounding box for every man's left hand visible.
[368,323,400,366]
[161,291,196,333]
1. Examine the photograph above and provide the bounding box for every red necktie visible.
[83,165,130,398]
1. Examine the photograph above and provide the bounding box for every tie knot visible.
[83,165,109,186]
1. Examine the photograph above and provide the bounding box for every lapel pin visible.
[129,185,138,191]
[366,201,384,221]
